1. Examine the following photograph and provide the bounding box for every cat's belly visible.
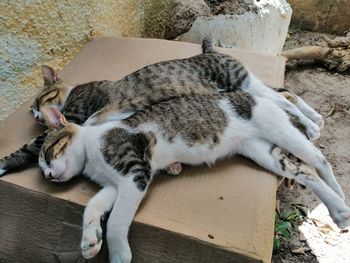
[150,121,256,170]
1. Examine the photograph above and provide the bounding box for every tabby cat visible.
[39,93,347,263]
[0,38,323,176]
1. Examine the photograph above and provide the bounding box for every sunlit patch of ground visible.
[299,204,350,262]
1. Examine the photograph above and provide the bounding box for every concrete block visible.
[178,0,292,55]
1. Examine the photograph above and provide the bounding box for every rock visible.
[291,247,312,254]
[164,0,210,40]
[299,231,307,241]
[178,0,292,56]
[288,239,303,250]
[205,0,259,15]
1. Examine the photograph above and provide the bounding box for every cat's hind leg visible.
[238,138,350,228]
[276,88,324,128]
[294,95,324,128]
[253,99,344,199]
[81,186,117,259]
[247,75,321,140]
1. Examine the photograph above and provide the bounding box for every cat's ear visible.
[41,106,67,130]
[41,65,60,86]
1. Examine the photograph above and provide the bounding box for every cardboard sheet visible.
[0,37,285,262]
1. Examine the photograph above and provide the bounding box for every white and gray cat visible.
[38,91,348,263]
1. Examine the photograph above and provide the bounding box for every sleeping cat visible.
[0,38,323,176]
[38,93,347,263]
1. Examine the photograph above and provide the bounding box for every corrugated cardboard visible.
[0,37,285,262]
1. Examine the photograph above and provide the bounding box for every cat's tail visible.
[202,37,216,53]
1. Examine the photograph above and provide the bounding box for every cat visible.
[0,37,323,176]
[38,93,348,263]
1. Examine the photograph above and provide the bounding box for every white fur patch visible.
[106,111,136,121]
[83,111,136,126]
[0,168,7,176]
[148,99,256,170]
[32,108,43,120]
[295,97,324,128]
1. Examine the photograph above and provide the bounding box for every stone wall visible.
[3,0,348,122]
[288,0,350,34]
[0,0,171,121]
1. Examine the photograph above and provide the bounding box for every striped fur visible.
[0,38,323,175]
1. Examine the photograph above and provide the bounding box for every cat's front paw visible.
[81,225,103,259]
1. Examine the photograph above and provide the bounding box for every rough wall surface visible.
[0,0,171,121]
[289,0,350,34]
[164,0,210,40]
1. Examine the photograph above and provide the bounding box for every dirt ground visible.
[272,31,350,262]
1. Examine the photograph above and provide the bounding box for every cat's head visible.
[31,65,72,125]
[38,107,85,182]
